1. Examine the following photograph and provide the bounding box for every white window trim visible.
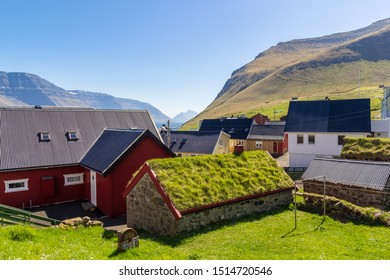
[64,173,84,186]
[5,179,29,193]
[255,141,263,149]
[308,135,315,145]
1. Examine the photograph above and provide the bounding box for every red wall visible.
[104,137,171,216]
[0,165,86,209]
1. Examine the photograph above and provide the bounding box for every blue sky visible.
[1,0,390,117]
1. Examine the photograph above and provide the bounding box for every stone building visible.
[122,150,294,235]
[302,158,390,210]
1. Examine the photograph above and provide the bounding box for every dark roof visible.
[161,131,227,154]
[198,118,253,139]
[247,125,285,140]
[80,129,173,175]
[302,158,390,191]
[284,99,371,133]
[0,107,160,171]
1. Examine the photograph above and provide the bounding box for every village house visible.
[302,158,390,210]
[246,124,288,156]
[284,98,371,168]
[250,113,270,125]
[79,129,175,217]
[198,117,254,153]
[0,107,174,217]
[123,150,294,235]
[371,86,390,138]
[160,130,230,156]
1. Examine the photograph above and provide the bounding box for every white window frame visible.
[39,132,51,142]
[218,139,223,147]
[64,173,84,186]
[5,179,29,193]
[255,141,263,149]
[297,134,304,144]
[67,131,79,141]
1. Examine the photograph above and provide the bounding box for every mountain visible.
[0,71,170,124]
[68,90,170,124]
[185,18,390,128]
[171,110,198,123]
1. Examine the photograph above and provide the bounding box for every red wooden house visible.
[0,107,174,217]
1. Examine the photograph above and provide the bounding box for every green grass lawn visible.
[1,208,389,260]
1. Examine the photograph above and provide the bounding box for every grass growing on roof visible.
[340,137,390,161]
[147,150,293,211]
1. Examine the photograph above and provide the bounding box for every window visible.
[64,173,84,186]
[338,135,345,146]
[255,141,263,149]
[218,139,223,147]
[66,131,79,141]
[297,134,304,144]
[39,132,51,142]
[5,179,29,193]
[308,135,315,145]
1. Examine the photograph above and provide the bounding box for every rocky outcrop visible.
[58,216,103,229]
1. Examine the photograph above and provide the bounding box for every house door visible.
[273,142,278,154]
[90,171,97,206]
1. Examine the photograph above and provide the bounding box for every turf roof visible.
[146,150,294,211]
[340,137,390,161]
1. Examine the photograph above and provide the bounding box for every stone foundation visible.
[126,173,293,235]
[303,180,390,211]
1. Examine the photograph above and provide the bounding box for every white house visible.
[371,86,390,138]
[284,98,371,168]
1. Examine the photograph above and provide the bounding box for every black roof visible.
[198,118,253,139]
[80,129,174,175]
[0,107,160,171]
[161,131,227,154]
[284,99,371,133]
[247,124,285,140]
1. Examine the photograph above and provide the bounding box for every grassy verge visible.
[1,207,389,260]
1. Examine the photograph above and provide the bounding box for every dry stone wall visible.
[304,180,390,210]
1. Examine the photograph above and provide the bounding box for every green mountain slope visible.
[184,18,390,129]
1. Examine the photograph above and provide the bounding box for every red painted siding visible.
[0,165,86,209]
[109,136,173,217]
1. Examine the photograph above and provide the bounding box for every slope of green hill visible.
[183,18,390,129]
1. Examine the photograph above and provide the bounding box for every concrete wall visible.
[304,180,390,210]
[126,173,293,235]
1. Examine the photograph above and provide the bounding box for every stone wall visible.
[303,180,390,210]
[126,173,178,235]
[177,190,292,233]
[126,173,293,235]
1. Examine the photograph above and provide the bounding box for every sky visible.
[1,1,390,118]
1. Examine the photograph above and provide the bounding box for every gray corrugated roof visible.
[161,131,226,154]
[0,107,160,171]
[302,158,390,191]
[247,124,285,140]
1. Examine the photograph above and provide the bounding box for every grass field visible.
[1,207,389,260]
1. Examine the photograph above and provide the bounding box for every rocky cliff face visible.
[0,71,170,124]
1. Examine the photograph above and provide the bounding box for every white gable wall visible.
[287,132,369,167]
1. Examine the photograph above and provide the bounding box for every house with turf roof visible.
[122,150,294,235]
